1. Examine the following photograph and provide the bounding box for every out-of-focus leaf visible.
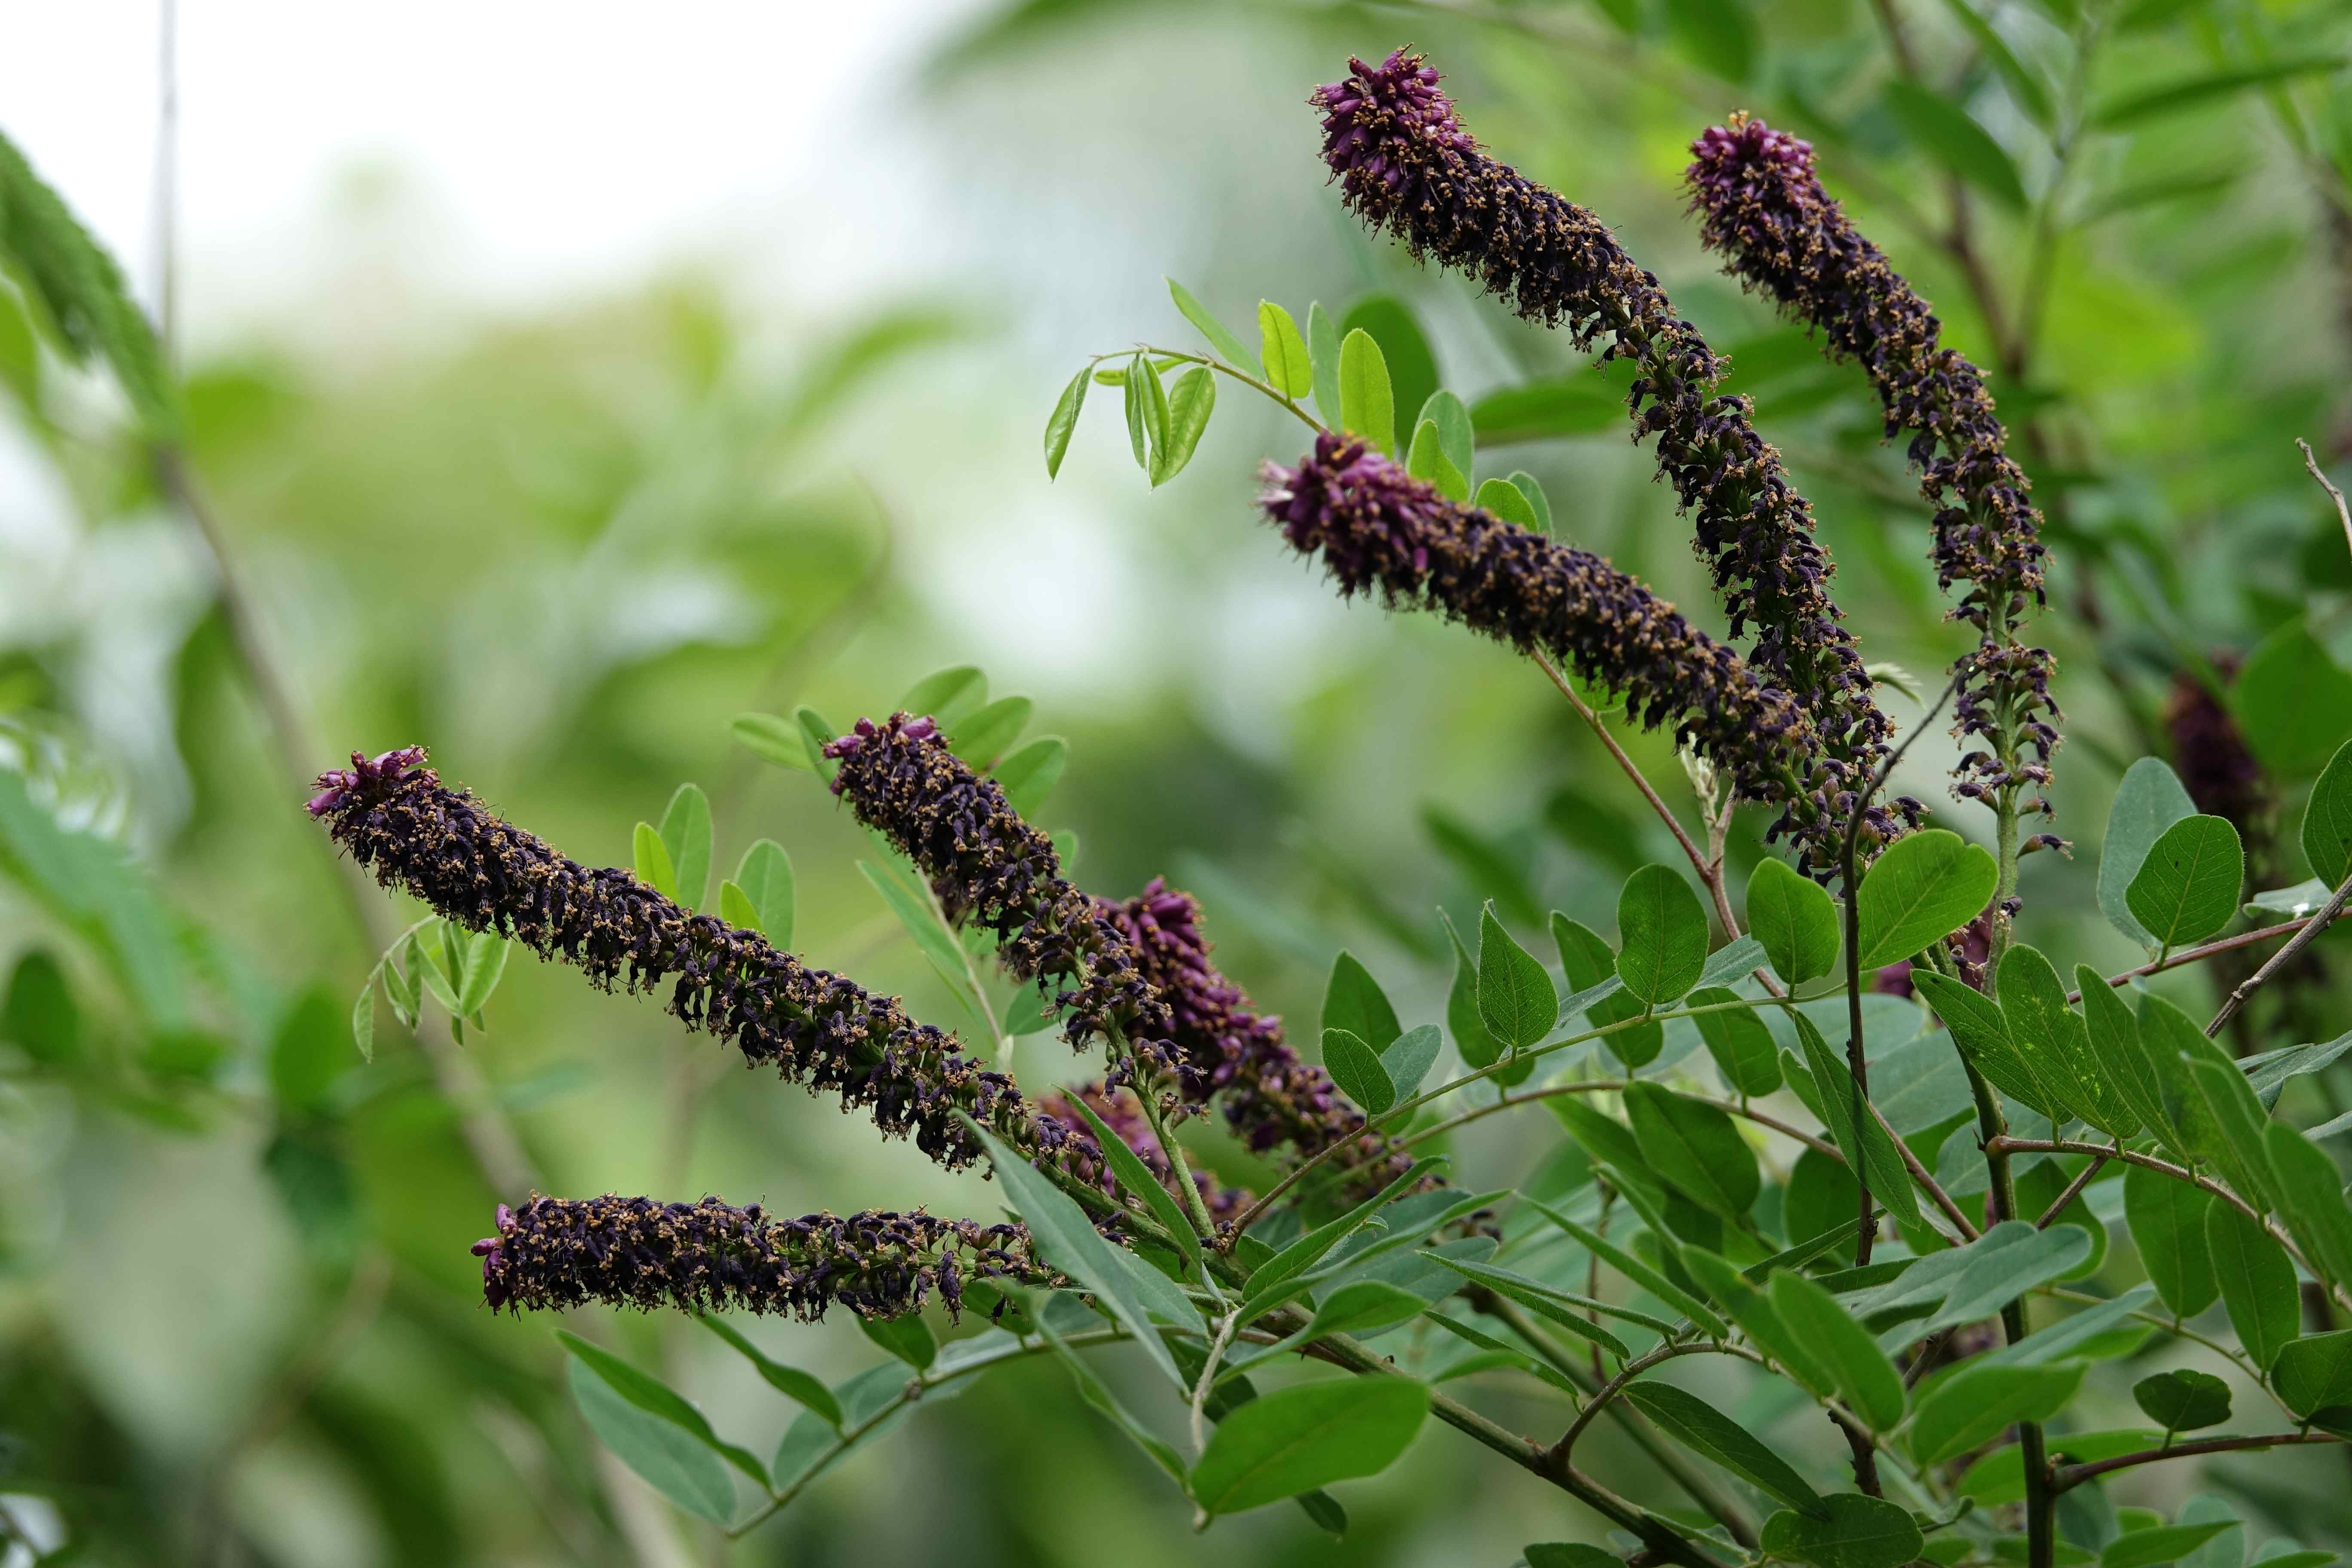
[2,949,78,1066]
[1885,81,2028,209]
[1043,365,1089,478]
[270,986,349,1114]
[993,736,1067,817]
[2125,815,2242,949]
[1341,297,1436,443]
[1038,1314,1185,1481]
[2233,624,2352,775]
[1934,0,2055,126]
[0,129,178,432]
[1663,0,1758,81]
[0,769,187,1025]
[1424,805,1540,925]
[1259,300,1313,399]
[951,695,1032,766]
[2104,1524,2240,1568]
[2092,57,2351,130]
[732,714,813,774]
[1338,328,1396,458]
[899,665,987,728]
[1166,277,1253,368]
[1469,377,1622,444]
[1417,390,1473,484]
[560,1331,767,1486]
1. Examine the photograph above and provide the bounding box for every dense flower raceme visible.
[1311,49,1897,850]
[1098,878,1416,1191]
[824,715,1180,1083]
[471,1194,1049,1320]
[308,747,1036,1172]
[1262,435,1916,874]
[1685,116,2059,818]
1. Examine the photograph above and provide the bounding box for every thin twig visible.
[2034,1145,2112,1227]
[2052,1431,2342,1491]
[2066,919,2310,1002]
[2206,868,2352,1038]
[2302,437,2352,563]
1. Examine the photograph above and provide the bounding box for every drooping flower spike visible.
[472,1194,1050,1320]
[1261,435,1912,873]
[1095,877,1417,1193]
[1311,50,1899,860]
[1685,115,2059,819]
[309,746,1034,1171]
[825,715,1180,1083]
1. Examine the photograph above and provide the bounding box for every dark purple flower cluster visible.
[471,1194,1048,1320]
[1261,434,1896,874]
[825,714,1179,1080]
[1034,1080,1251,1225]
[1686,115,2058,818]
[309,746,1030,1171]
[1096,877,1418,1194]
[1311,51,1896,855]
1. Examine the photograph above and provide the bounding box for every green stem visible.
[1965,1055,2052,1568]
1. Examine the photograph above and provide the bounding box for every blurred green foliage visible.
[11,0,2352,1560]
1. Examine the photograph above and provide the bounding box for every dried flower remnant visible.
[825,714,1179,1081]
[472,1194,1048,1320]
[1686,115,2059,828]
[1261,435,1907,874]
[308,746,1029,1171]
[1311,50,1896,861]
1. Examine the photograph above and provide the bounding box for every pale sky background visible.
[0,1,977,337]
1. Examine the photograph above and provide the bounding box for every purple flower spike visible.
[307,744,1041,1172]
[826,713,1181,1084]
[1261,434,1894,873]
[1687,113,2059,818]
[1311,51,1899,873]
[475,1194,1050,1321]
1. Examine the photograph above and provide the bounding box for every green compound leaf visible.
[2208,1202,2299,1372]
[1338,328,1396,457]
[1166,277,1254,368]
[1912,1361,2083,1464]
[1150,365,1215,486]
[1477,903,1556,1053]
[1308,301,1344,428]
[1624,1082,1758,1220]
